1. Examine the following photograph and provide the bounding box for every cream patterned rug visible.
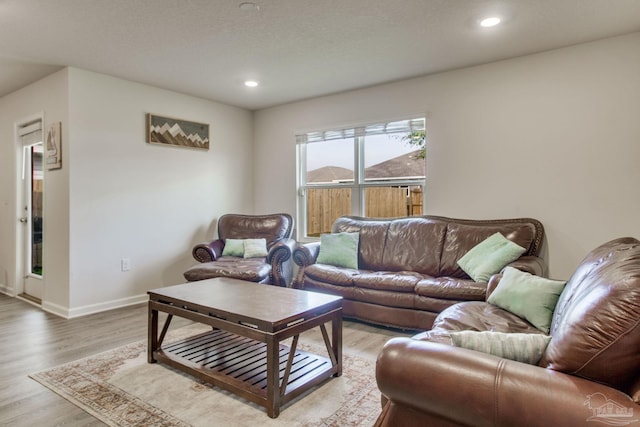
[29,324,381,427]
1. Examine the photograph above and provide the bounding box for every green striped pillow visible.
[450,331,551,365]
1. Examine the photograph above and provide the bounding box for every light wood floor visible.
[0,293,411,426]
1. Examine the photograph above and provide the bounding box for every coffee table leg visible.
[148,302,158,363]
[332,312,342,377]
[266,337,280,418]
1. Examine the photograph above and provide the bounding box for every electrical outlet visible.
[121,258,131,272]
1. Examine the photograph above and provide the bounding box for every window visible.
[297,118,426,239]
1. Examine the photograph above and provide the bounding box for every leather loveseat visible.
[183,213,296,286]
[293,215,545,330]
[375,237,640,427]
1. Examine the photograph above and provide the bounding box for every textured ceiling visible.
[1,0,640,110]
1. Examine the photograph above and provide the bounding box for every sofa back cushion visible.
[539,237,640,393]
[333,216,447,274]
[439,220,541,279]
[381,218,447,275]
[332,216,390,270]
[218,213,293,249]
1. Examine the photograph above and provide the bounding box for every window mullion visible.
[354,135,365,216]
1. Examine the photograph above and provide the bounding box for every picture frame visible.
[46,121,62,170]
[146,114,209,150]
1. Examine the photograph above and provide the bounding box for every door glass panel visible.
[30,144,43,276]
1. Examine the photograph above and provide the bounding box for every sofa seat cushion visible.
[304,264,358,287]
[415,277,487,301]
[303,278,359,299]
[412,301,543,342]
[183,256,271,282]
[414,295,465,313]
[305,277,417,310]
[353,271,425,292]
[351,287,416,309]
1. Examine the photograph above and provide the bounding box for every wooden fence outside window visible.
[306,186,423,237]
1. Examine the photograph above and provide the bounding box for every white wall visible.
[0,67,254,317]
[65,68,253,315]
[2,32,639,314]
[253,32,640,279]
[0,69,70,307]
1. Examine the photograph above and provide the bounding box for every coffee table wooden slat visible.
[147,277,342,418]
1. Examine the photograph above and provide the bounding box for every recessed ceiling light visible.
[244,80,259,87]
[239,2,259,12]
[480,17,501,27]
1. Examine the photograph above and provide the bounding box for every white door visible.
[19,120,44,302]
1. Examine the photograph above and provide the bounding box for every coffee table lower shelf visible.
[152,329,336,414]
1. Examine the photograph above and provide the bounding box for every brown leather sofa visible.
[183,213,296,286]
[375,237,640,427]
[293,215,545,330]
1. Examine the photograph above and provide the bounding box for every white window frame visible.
[296,117,426,241]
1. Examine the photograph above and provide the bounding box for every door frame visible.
[14,112,45,300]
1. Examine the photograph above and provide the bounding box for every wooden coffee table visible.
[147,277,343,418]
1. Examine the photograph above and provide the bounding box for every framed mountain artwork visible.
[146,114,209,150]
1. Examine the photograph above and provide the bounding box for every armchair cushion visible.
[243,238,268,258]
[457,232,527,282]
[184,257,271,283]
[487,266,566,333]
[221,238,245,257]
[449,330,551,364]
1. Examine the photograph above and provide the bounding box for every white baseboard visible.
[41,294,149,319]
[0,284,15,296]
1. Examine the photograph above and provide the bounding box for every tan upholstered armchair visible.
[183,213,296,286]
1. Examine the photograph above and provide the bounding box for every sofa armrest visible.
[192,239,224,263]
[291,242,321,289]
[292,241,321,267]
[506,255,546,276]
[376,337,638,427]
[267,238,297,287]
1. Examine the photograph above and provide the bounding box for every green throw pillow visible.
[243,238,268,258]
[316,232,359,269]
[487,266,567,333]
[222,238,244,257]
[457,232,527,282]
[450,330,552,365]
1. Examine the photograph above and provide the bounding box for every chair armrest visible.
[192,239,224,263]
[376,337,638,427]
[266,238,297,287]
[506,255,546,276]
[292,242,321,267]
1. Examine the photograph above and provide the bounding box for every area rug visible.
[29,324,381,427]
